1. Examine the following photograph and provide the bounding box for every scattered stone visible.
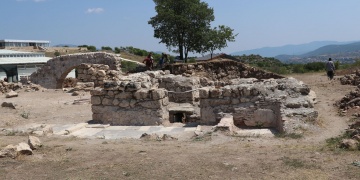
[72,99,90,105]
[28,136,42,150]
[16,142,33,155]
[194,125,204,136]
[1,102,17,109]
[214,114,236,133]
[340,139,359,150]
[5,90,18,98]
[72,91,80,96]
[0,144,17,158]
[140,133,177,141]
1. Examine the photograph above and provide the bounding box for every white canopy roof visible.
[0,50,51,65]
[0,39,50,43]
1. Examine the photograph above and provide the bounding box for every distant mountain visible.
[53,44,78,47]
[276,41,360,63]
[231,41,349,57]
[301,42,360,57]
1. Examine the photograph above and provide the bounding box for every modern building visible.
[0,39,50,49]
[0,50,51,82]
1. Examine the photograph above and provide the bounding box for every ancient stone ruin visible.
[19,53,318,134]
[88,60,318,134]
[29,52,143,89]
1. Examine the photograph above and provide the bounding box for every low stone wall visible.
[165,60,284,82]
[76,64,120,88]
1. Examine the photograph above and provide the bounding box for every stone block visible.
[129,99,137,108]
[88,67,96,75]
[107,91,115,97]
[119,100,130,108]
[116,92,133,99]
[210,88,222,98]
[113,99,120,106]
[162,97,169,106]
[97,70,106,77]
[244,109,275,127]
[125,82,142,92]
[91,96,102,105]
[199,88,209,99]
[102,98,113,106]
[151,89,166,100]
[103,81,120,90]
[222,86,232,97]
[138,100,162,109]
[285,98,303,108]
[134,89,149,100]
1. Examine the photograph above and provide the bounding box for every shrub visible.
[121,61,138,72]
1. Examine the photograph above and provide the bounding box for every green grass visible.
[275,132,303,139]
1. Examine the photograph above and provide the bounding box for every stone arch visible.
[30,52,122,89]
[56,65,79,89]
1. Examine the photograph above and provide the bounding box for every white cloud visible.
[33,0,46,2]
[86,8,104,14]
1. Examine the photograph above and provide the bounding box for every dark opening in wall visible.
[174,113,185,123]
[169,112,186,123]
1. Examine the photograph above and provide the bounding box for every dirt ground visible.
[1,72,360,180]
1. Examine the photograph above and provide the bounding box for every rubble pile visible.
[341,120,360,150]
[340,70,360,86]
[337,88,360,110]
[0,80,22,94]
[337,70,360,110]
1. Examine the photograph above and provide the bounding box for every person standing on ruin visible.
[143,52,154,70]
[325,58,335,80]
[158,52,168,69]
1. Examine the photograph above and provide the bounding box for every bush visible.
[121,61,138,72]
[292,64,305,73]
[101,46,113,51]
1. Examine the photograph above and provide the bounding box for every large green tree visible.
[148,0,216,62]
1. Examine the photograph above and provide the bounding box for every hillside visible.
[276,41,360,64]
[231,41,345,57]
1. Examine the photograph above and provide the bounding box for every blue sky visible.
[2,0,360,55]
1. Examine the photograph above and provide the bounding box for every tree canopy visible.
[148,0,236,62]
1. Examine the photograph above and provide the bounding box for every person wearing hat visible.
[325,58,335,80]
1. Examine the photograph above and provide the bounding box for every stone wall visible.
[91,72,170,126]
[76,63,120,88]
[197,77,317,132]
[165,60,284,82]
[89,70,318,133]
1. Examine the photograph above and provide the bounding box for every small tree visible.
[101,46,113,51]
[85,45,97,52]
[54,51,61,57]
[114,47,121,54]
